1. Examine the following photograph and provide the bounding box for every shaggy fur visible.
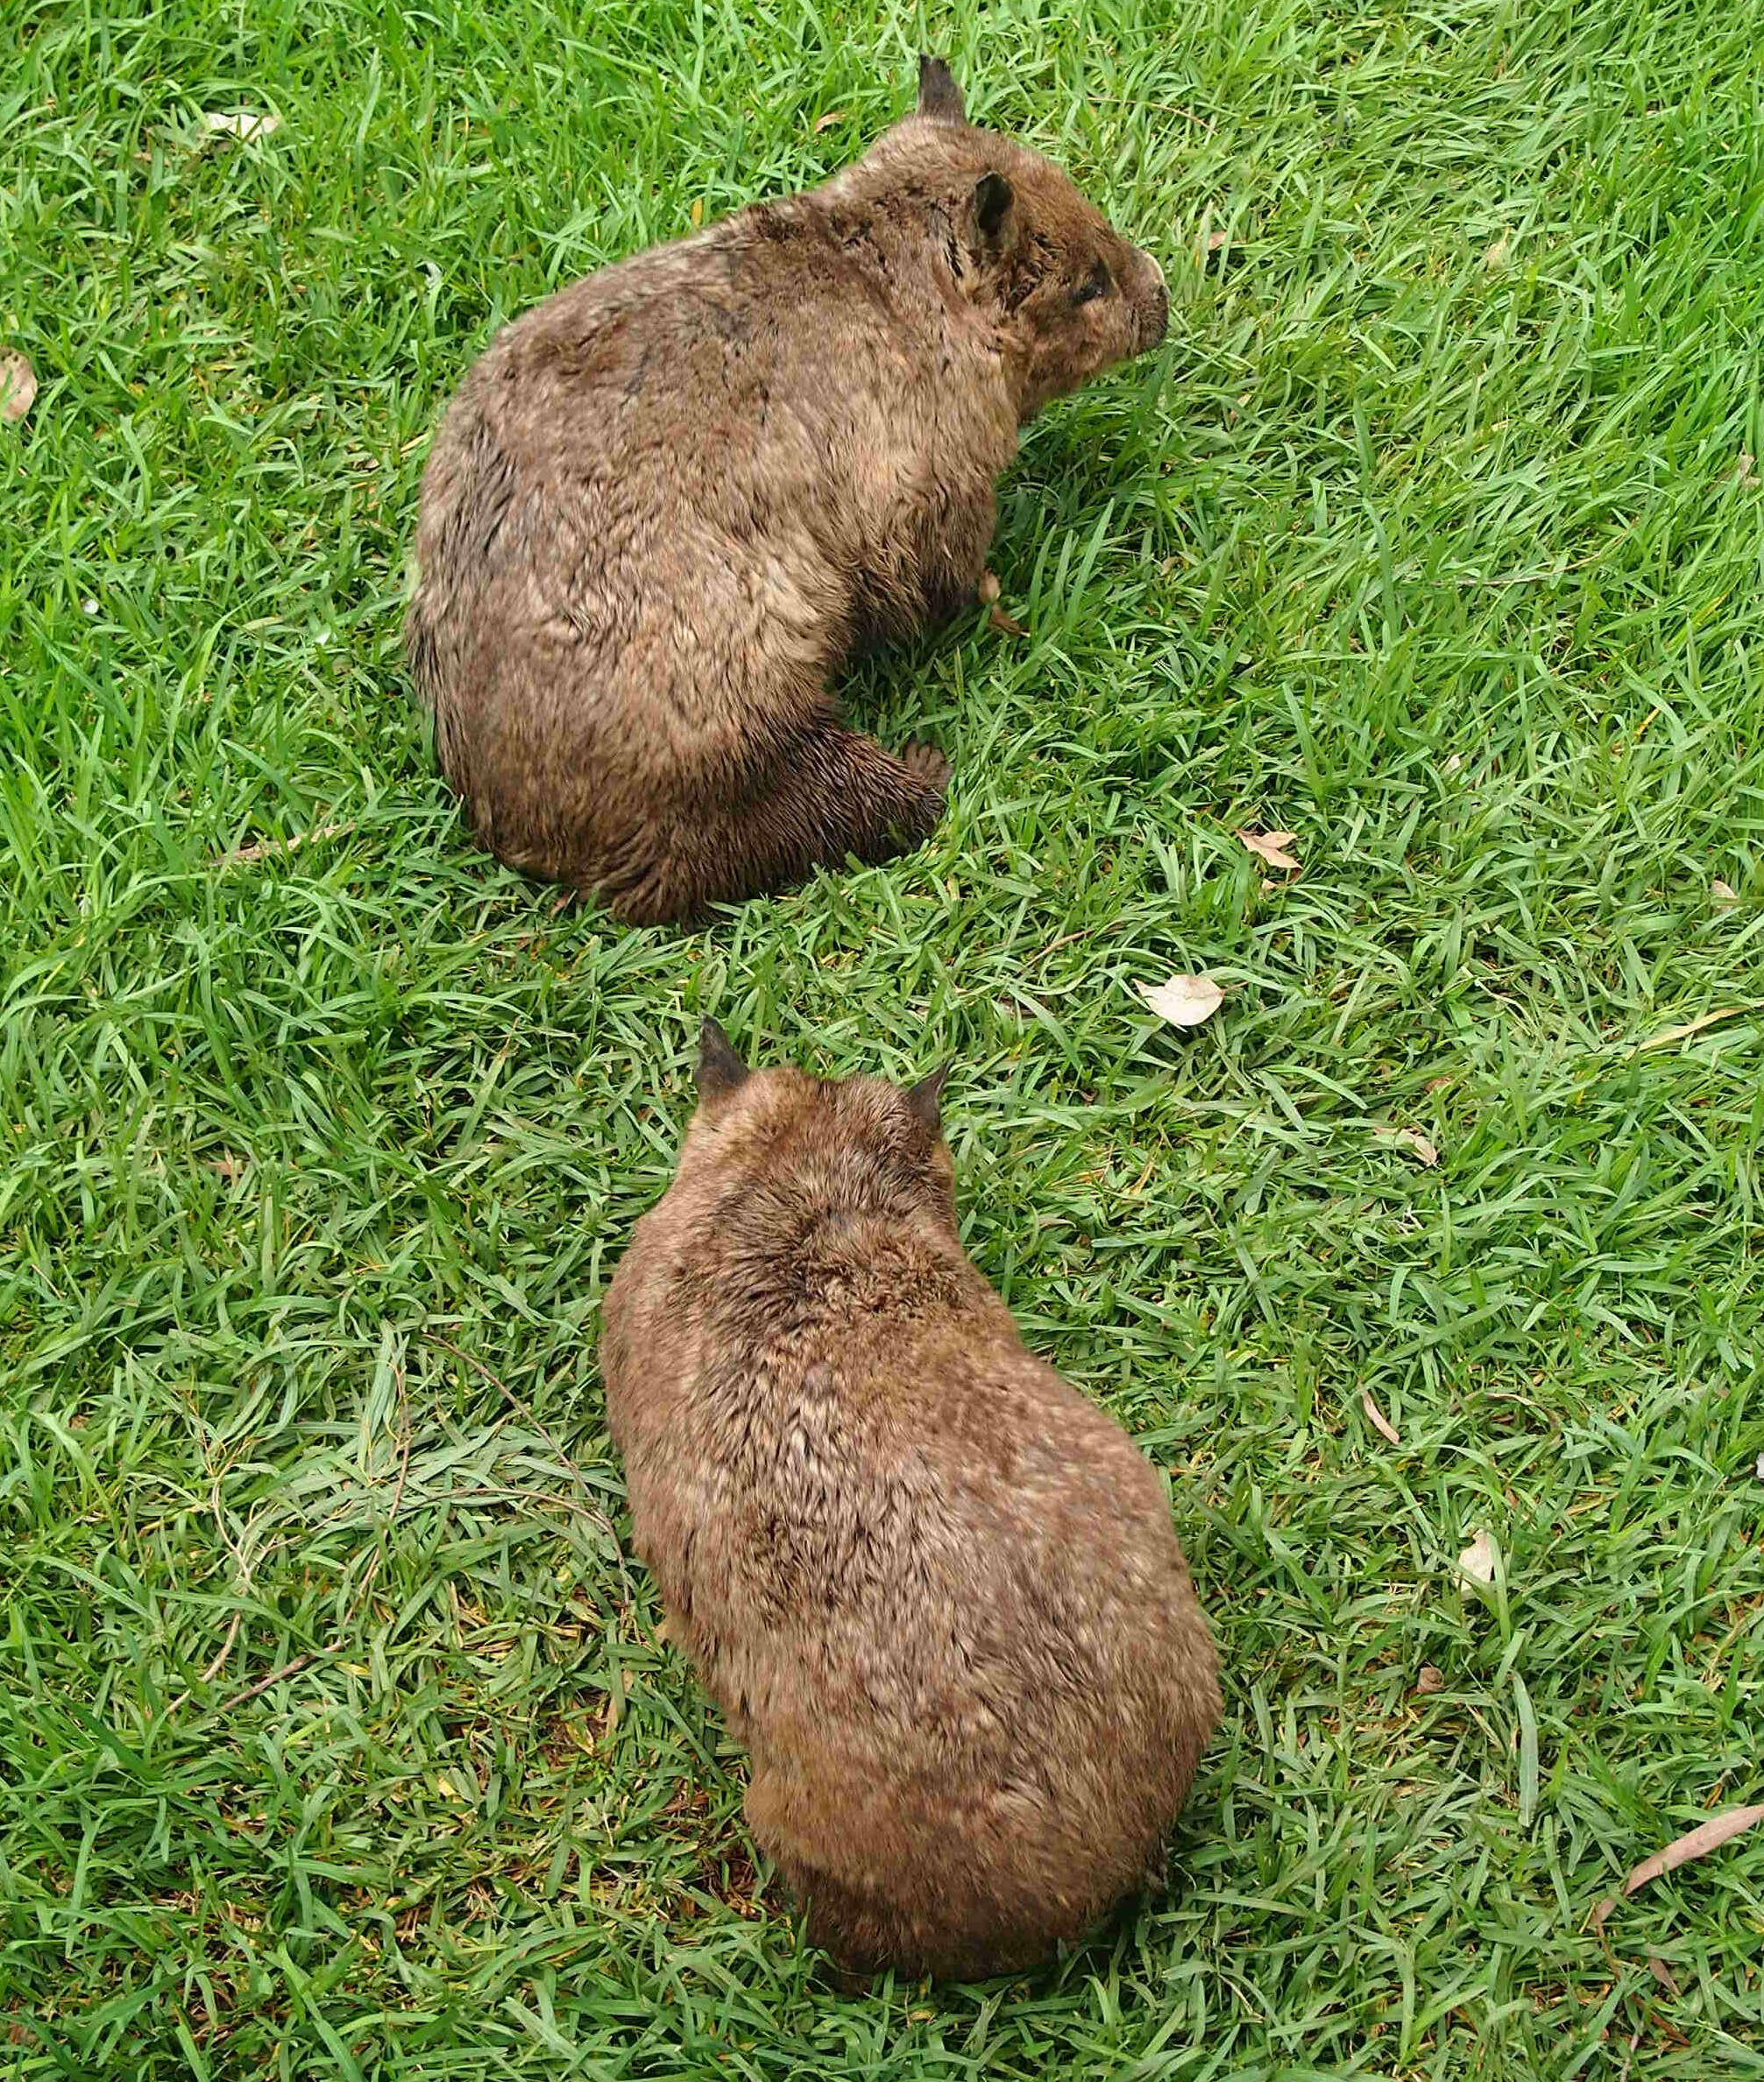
[599,1025,1222,1980]
[407,58,1168,923]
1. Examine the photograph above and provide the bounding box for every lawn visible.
[4,0,1763,2074]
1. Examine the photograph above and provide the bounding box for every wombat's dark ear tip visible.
[697,1019,748,1101]
[905,1064,949,1136]
[917,54,966,124]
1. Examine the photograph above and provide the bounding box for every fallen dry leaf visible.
[1590,1802,1764,1931]
[813,110,846,133]
[977,570,1001,606]
[0,351,36,426]
[1711,879,1738,905]
[1755,1449,1764,1482]
[1362,1388,1401,1447]
[1457,1528,1499,1588]
[1739,452,1755,485]
[1484,232,1511,273]
[198,108,281,143]
[1647,1956,1682,1997]
[1206,227,1229,251]
[988,602,1027,637]
[1633,1007,1742,1053]
[1443,751,1463,775]
[1137,974,1224,1029]
[1237,828,1300,873]
[1416,1665,1446,1695]
[1380,1126,1440,1167]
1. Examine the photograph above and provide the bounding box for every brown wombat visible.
[599,1024,1222,1980]
[407,58,1168,924]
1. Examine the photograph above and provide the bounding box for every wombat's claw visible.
[900,740,951,792]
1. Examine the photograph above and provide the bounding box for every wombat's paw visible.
[900,740,951,795]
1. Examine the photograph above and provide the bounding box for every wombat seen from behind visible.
[407,58,1169,924]
[599,1024,1222,1981]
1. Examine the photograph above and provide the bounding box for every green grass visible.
[4,0,1763,2073]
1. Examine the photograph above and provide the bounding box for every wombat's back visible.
[600,1040,1221,1979]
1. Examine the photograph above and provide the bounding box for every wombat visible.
[407,57,1169,924]
[599,1024,1222,1980]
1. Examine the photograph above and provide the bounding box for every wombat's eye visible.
[1073,260,1112,305]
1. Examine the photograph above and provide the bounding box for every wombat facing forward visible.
[599,1026,1221,1980]
[407,59,1168,924]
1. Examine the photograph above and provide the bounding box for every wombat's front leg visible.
[912,489,997,632]
[852,482,996,644]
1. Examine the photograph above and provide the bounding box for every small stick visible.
[215,818,356,868]
[219,1653,315,1712]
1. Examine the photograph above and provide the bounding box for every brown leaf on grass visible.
[1711,880,1738,905]
[1137,974,1223,1029]
[1205,227,1229,251]
[988,602,1027,637]
[1647,1956,1682,1996]
[813,110,847,133]
[0,351,36,426]
[1633,1007,1742,1053]
[1457,1528,1498,1587]
[1416,1665,1446,1695]
[1590,1802,1764,1930]
[1379,1125,1440,1167]
[976,570,1001,605]
[1739,452,1755,485]
[1362,1388,1401,1446]
[1236,828,1300,873]
[1484,233,1511,273]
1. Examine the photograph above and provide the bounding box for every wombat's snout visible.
[1136,252,1170,351]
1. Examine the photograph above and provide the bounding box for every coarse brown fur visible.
[407,58,1169,924]
[599,1023,1222,1981]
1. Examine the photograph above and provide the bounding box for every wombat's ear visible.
[696,1019,748,1105]
[904,1065,949,1138]
[967,171,1016,253]
[917,54,966,124]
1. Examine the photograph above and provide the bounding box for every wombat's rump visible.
[599,1025,1221,1980]
[407,59,1168,924]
